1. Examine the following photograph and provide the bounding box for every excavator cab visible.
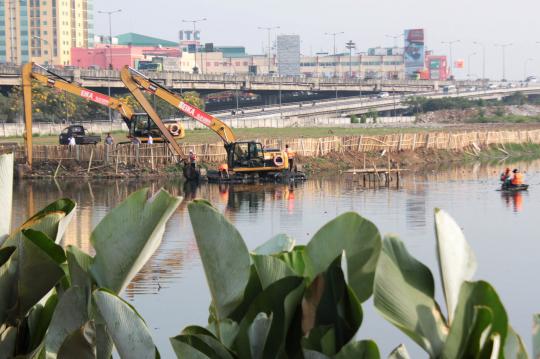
[226,141,288,172]
[228,141,265,168]
[127,113,185,142]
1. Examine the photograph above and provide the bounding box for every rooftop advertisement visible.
[404,29,425,77]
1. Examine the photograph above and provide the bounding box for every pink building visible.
[71,44,181,70]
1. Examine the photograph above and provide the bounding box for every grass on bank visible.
[462,143,540,165]
[466,114,540,124]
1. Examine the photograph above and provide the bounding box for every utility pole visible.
[441,39,460,79]
[467,52,476,79]
[345,40,355,78]
[473,41,486,80]
[325,32,344,77]
[182,18,206,74]
[494,43,513,81]
[258,26,280,74]
[98,9,121,124]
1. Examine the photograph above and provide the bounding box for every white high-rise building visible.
[277,34,300,76]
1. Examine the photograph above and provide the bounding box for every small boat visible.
[499,184,529,192]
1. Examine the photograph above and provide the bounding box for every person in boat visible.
[500,168,511,183]
[511,169,524,187]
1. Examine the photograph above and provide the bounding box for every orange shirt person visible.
[511,169,524,185]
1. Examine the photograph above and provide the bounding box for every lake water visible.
[11,160,540,358]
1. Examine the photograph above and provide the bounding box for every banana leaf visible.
[305,212,381,303]
[188,200,251,320]
[434,209,477,323]
[91,188,181,293]
[373,236,447,357]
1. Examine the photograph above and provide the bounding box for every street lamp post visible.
[524,58,534,80]
[32,35,52,65]
[385,33,403,48]
[97,9,121,70]
[325,31,344,77]
[98,9,121,124]
[467,52,476,79]
[182,18,207,74]
[441,40,460,79]
[494,43,513,81]
[473,41,486,80]
[257,26,280,74]
[345,40,355,78]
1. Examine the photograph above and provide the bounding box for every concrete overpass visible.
[208,85,540,121]
[0,64,485,94]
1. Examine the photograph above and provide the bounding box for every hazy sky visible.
[92,0,540,80]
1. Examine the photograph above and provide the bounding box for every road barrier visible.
[0,116,416,136]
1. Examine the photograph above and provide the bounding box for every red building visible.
[71,44,181,70]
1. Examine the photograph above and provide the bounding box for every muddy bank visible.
[298,143,540,174]
[21,143,540,179]
[19,160,184,179]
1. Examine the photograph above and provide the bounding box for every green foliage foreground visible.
[179,200,531,358]
[0,153,182,358]
[0,151,536,358]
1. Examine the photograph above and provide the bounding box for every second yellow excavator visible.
[21,62,185,166]
[120,66,306,182]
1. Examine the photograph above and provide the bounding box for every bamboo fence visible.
[4,129,540,168]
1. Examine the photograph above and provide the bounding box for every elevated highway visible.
[0,64,485,94]
[208,86,540,121]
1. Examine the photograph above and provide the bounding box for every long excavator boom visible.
[119,66,184,157]
[21,62,185,166]
[122,66,236,144]
[22,62,136,167]
[23,62,135,121]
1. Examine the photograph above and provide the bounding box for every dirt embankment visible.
[21,149,457,179]
[19,160,182,179]
[416,104,540,123]
[20,144,540,179]
[297,149,466,174]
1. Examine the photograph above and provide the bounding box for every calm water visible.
[11,161,540,358]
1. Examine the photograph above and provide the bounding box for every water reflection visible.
[10,158,540,357]
[501,191,528,213]
[12,159,538,296]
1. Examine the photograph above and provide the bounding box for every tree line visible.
[0,84,205,124]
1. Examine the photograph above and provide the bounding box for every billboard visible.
[454,59,465,69]
[404,29,425,77]
[429,59,441,69]
[425,55,447,81]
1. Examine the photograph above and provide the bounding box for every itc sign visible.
[179,30,201,41]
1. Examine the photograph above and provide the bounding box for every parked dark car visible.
[59,125,101,145]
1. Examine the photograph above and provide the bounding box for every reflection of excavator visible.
[120,66,303,182]
[21,62,185,166]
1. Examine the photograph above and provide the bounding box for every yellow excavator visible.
[21,62,185,167]
[120,66,304,182]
